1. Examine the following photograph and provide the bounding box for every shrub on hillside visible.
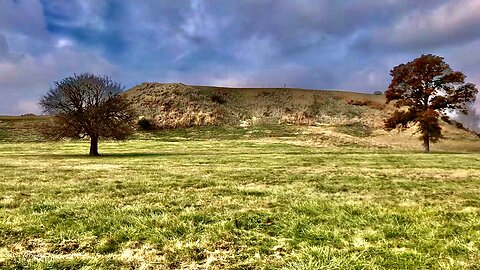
[373,91,383,95]
[211,94,227,104]
[21,113,37,117]
[138,118,153,130]
[455,121,465,130]
[441,115,452,124]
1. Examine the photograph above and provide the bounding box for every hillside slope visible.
[124,83,480,151]
[125,83,386,127]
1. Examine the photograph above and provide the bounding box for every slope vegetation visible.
[125,83,386,127]
[124,83,480,152]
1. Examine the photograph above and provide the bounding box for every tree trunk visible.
[89,136,99,156]
[423,134,430,152]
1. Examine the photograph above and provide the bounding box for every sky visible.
[0,0,479,115]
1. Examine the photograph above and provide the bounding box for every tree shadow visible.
[99,152,193,158]
[29,152,194,159]
[28,150,313,159]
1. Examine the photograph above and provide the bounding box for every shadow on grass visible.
[26,151,308,159]
[34,152,195,159]
[8,149,478,160]
[99,152,196,158]
[21,150,318,159]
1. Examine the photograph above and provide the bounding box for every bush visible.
[137,118,153,130]
[455,121,465,130]
[373,91,383,95]
[211,94,226,104]
[441,115,452,124]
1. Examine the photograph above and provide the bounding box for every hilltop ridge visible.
[124,82,387,128]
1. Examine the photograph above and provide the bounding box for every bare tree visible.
[40,73,136,156]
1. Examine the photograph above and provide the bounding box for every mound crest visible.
[125,83,228,129]
[124,83,388,129]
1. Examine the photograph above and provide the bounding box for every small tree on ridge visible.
[40,73,136,156]
[384,54,478,152]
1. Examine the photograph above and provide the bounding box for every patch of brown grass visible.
[347,99,385,110]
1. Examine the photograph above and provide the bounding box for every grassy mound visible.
[124,83,227,129]
[0,116,48,142]
[124,83,387,129]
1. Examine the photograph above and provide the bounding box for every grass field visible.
[1,124,480,269]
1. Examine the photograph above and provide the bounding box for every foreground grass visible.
[0,126,480,269]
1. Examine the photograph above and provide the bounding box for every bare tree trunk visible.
[423,134,430,152]
[89,136,99,156]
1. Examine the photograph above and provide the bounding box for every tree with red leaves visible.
[384,54,478,152]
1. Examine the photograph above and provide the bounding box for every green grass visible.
[1,125,480,269]
[0,116,47,142]
[335,122,373,138]
[137,124,301,141]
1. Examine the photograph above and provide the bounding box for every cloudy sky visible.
[0,0,479,115]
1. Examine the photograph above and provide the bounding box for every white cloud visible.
[56,39,74,48]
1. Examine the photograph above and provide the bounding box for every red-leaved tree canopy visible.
[384,54,478,152]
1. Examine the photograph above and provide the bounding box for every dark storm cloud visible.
[0,0,479,114]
